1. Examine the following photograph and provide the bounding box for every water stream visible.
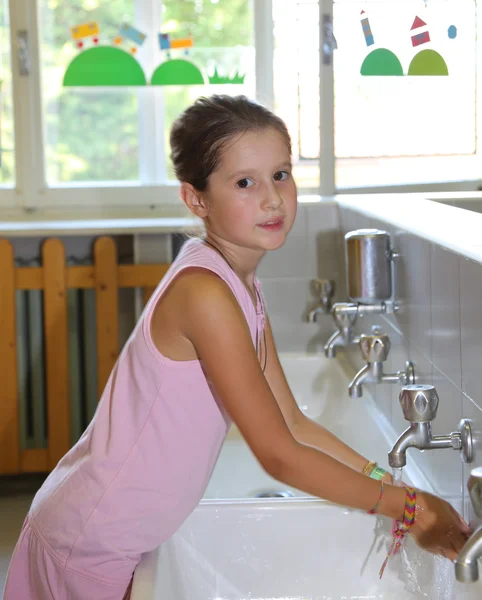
[392,467,404,487]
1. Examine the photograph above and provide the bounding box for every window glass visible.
[0,0,14,186]
[38,0,254,186]
[162,0,255,181]
[273,0,320,189]
[334,0,477,187]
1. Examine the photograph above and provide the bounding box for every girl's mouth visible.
[258,217,284,232]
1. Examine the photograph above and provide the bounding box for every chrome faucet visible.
[323,302,390,358]
[348,330,415,399]
[306,279,335,322]
[455,467,482,583]
[388,385,474,469]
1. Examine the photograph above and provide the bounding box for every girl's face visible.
[202,127,298,253]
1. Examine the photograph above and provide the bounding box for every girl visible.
[4,95,470,600]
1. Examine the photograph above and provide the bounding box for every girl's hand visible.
[409,491,472,560]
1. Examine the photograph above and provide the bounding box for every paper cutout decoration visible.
[63,46,147,86]
[360,11,374,47]
[411,16,427,30]
[208,68,245,84]
[150,59,204,85]
[159,34,193,51]
[410,16,430,47]
[408,49,448,75]
[360,13,449,76]
[448,25,457,39]
[71,22,100,49]
[116,23,147,54]
[360,49,403,76]
[64,24,245,87]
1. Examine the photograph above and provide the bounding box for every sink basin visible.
[131,498,473,600]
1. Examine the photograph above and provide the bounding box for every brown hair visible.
[170,95,292,192]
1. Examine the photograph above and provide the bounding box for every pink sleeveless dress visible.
[4,238,265,600]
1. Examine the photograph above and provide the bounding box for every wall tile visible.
[431,245,462,388]
[392,232,432,362]
[257,207,309,279]
[304,203,340,283]
[460,256,482,410]
[461,394,482,524]
[259,277,333,352]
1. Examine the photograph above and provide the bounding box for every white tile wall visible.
[337,206,482,515]
[258,201,340,352]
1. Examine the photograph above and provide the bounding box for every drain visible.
[253,489,295,499]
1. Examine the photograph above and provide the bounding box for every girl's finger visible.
[441,547,458,562]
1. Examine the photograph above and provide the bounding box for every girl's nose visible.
[263,184,283,210]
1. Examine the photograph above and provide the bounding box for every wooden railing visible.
[0,236,169,476]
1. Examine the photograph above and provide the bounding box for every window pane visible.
[273,0,320,190]
[38,0,139,184]
[0,0,14,186]
[334,0,477,187]
[162,0,255,182]
[38,0,254,187]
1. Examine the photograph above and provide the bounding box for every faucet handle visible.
[359,332,390,363]
[468,466,482,519]
[332,303,358,331]
[312,278,335,303]
[399,384,439,423]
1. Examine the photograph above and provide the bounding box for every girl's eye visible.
[274,170,289,182]
[236,177,254,189]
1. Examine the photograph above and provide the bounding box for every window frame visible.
[4,0,482,212]
[4,0,278,211]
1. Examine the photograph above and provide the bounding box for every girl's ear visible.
[180,183,209,218]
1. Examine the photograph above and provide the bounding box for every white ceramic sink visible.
[131,498,480,600]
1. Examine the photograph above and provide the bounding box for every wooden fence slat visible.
[3,236,171,476]
[0,240,20,473]
[43,238,71,470]
[118,264,169,288]
[143,286,157,306]
[16,266,43,290]
[21,449,49,473]
[16,264,169,290]
[94,237,119,399]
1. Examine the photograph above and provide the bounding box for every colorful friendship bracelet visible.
[379,486,417,579]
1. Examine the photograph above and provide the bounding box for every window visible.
[37,0,254,190]
[4,0,482,211]
[0,0,14,187]
[273,0,320,190]
[333,0,480,189]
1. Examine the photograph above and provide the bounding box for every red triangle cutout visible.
[411,16,427,30]
[361,10,366,14]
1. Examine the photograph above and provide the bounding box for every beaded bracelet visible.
[367,481,384,515]
[379,486,417,579]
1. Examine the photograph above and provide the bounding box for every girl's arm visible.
[173,269,469,560]
[176,270,404,518]
[261,314,371,473]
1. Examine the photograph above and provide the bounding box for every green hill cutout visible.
[361,49,404,76]
[151,59,204,86]
[63,46,147,86]
[408,50,448,76]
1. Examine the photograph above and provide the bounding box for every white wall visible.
[336,205,482,524]
[257,200,342,352]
